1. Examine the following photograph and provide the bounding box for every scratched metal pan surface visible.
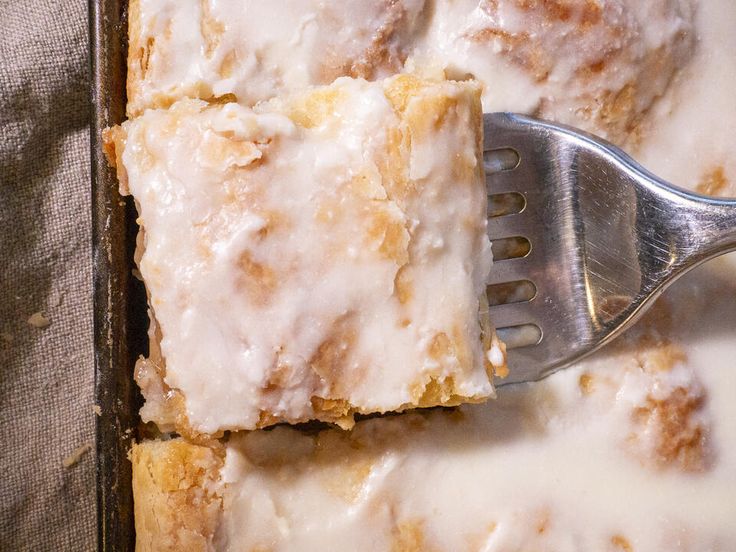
[91,0,145,550]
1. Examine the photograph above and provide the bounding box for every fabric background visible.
[0,0,95,549]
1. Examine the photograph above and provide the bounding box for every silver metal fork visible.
[484,112,736,386]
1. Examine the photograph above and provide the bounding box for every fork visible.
[483,112,736,386]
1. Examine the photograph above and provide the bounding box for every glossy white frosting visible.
[115,76,495,433]
[211,1,736,550]
[129,0,694,145]
[412,0,694,143]
[127,0,427,115]
[125,0,736,548]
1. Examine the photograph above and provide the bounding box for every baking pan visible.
[91,0,144,550]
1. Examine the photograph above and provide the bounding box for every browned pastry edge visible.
[130,439,224,552]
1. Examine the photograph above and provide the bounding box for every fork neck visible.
[669,192,736,268]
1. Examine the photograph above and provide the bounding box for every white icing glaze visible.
[412,0,694,142]
[212,0,736,549]
[118,76,494,433]
[128,0,427,115]
[219,340,736,550]
[130,0,694,144]
[125,0,736,548]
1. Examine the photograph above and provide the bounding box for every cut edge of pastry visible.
[130,438,224,552]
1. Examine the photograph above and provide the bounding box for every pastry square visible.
[126,0,426,116]
[105,75,502,436]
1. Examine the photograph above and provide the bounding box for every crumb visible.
[579,373,594,395]
[610,534,633,552]
[493,364,509,378]
[48,289,65,308]
[27,312,50,328]
[63,443,92,468]
[323,458,374,502]
[93,405,102,416]
[696,166,729,196]
[630,386,709,472]
[488,337,508,378]
[536,512,550,534]
[635,342,687,374]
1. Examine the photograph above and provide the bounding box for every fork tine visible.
[486,213,533,240]
[486,256,537,285]
[485,170,528,194]
[483,112,736,386]
[488,301,541,328]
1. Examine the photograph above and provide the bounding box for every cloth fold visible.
[0,0,96,549]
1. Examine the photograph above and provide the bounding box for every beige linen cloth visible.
[0,0,96,549]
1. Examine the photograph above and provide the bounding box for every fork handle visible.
[683,195,736,261]
[644,182,736,274]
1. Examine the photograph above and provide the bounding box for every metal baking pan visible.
[91,0,143,550]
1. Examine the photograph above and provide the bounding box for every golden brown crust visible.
[131,439,224,552]
[126,0,145,118]
[102,125,129,194]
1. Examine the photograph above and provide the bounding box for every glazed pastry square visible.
[126,0,426,116]
[106,75,502,436]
